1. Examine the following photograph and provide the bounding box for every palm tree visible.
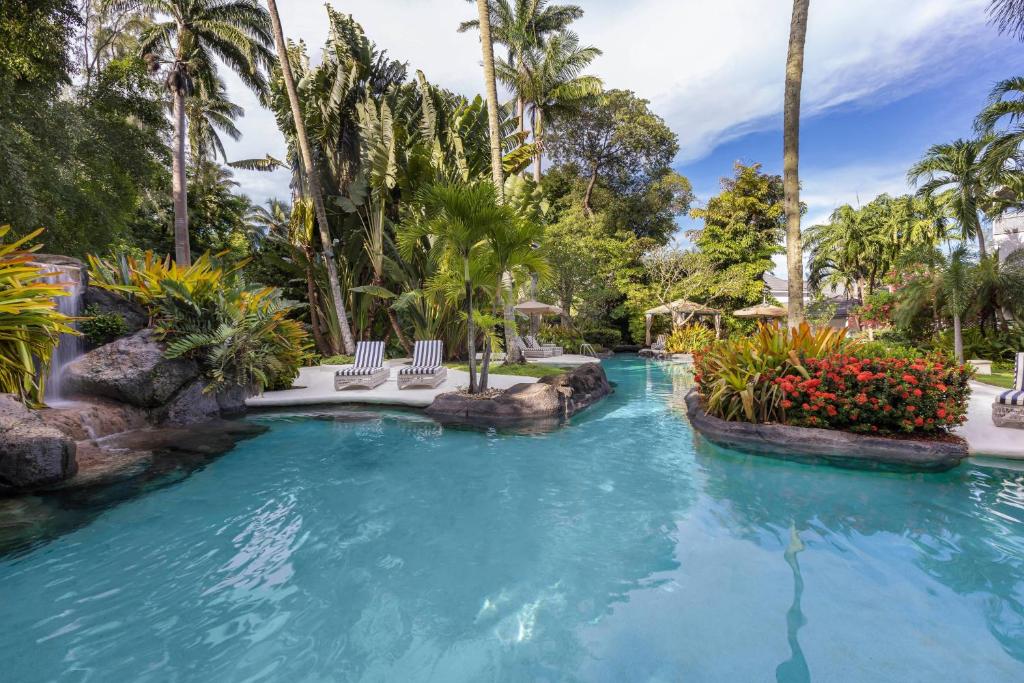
[518,30,601,181]
[908,138,992,258]
[265,0,356,355]
[897,247,975,363]
[185,82,242,162]
[783,0,810,326]
[459,0,584,134]
[989,0,1024,40]
[977,76,1024,171]
[399,182,508,394]
[134,0,274,265]
[474,0,507,200]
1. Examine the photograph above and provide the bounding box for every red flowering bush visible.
[768,355,970,434]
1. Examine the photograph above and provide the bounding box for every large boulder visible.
[0,394,77,491]
[81,286,148,334]
[62,329,199,408]
[426,363,612,426]
[539,362,612,415]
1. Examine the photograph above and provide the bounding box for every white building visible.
[993,212,1024,262]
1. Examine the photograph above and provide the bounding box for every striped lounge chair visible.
[398,340,447,389]
[523,335,562,358]
[334,341,389,390]
[993,352,1024,428]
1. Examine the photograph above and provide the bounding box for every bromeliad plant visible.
[694,323,849,423]
[0,227,78,406]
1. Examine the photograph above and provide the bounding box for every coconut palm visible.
[908,138,993,258]
[265,0,356,355]
[472,0,507,200]
[977,76,1024,173]
[132,0,274,266]
[518,30,601,181]
[459,0,584,133]
[784,0,810,326]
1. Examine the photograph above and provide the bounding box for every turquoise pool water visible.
[1,356,1023,681]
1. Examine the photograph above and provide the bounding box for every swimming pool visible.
[1,356,1022,681]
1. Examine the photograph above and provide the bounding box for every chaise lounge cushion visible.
[399,340,444,375]
[996,352,1024,405]
[335,341,385,376]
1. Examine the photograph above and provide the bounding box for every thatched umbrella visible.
[514,300,563,336]
[733,303,788,323]
[644,299,721,344]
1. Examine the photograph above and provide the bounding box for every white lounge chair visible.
[334,341,389,390]
[523,335,561,358]
[651,334,668,353]
[993,352,1024,428]
[398,340,447,389]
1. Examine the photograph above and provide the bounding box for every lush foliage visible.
[0,226,77,406]
[580,325,622,348]
[537,323,584,352]
[88,250,310,392]
[769,356,971,434]
[80,304,129,348]
[694,323,850,423]
[665,324,715,354]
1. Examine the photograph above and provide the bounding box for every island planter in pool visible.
[684,389,968,472]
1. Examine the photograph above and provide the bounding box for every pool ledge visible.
[684,390,968,472]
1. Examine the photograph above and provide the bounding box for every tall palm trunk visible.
[464,258,478,393]
[784,0,809,327]
[533,108,543,182]
[973,212,988,258]
[476,0,505,201]
[953,311,964,363]
[170,71,190,266]
[267,0,356,355]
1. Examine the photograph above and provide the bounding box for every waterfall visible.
[40,264,85,402]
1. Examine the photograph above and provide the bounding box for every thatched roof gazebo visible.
[643,299,721,345]
[732,303,787,322]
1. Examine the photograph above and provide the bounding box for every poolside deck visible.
[246,355,596,409]
[956,381,1024,460]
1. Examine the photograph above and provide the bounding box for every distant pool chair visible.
[334,341,389,390]
[992,352,1024,428]
[523,334,561,358]
[651,334,668,353]
[398,340,447,389]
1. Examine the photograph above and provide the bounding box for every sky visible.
[220,0,1024,275]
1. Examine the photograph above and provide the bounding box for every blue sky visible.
[220,1,1024,273]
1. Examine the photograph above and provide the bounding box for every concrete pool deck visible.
[955,381,1024,460]
[246,355,597,409]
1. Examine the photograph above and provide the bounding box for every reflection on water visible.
[0,356,1022,681]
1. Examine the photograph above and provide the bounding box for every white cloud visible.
[220,0,994,203]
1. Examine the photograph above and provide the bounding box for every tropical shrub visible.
[769,355,970,434]
[936,324,1024,362]
[849,340,930,362]
[581,326,622,349]
[665,323,716,354]
[537,323,585,352]
[79,304,128,347]
[164,289,310,393]
[89,250,311,393]
[694,323,850,423]
[694,323,971,435]
[0,227,77,406]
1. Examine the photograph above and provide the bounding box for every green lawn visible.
[445,362,566,378]
[975,372,1017,390]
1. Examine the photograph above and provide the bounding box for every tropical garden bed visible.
[687,323,973,471]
